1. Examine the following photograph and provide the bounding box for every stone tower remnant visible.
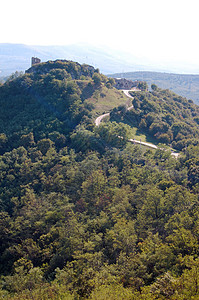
[31,57,41,67]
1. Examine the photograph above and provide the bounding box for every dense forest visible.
[0,60,199,299]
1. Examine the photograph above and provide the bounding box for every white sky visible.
[1,0,199,66]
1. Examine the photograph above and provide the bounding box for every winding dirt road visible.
[95,89,180,158]
[95,113,110,126]
[95,90,134,126]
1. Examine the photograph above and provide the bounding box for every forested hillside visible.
[0,60,199,300]
[0,60,127,154]
[110,84,199,151]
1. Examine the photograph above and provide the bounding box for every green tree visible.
[92,73,102,85]
[37,139,54,155]
[151,84,158,91]
[138,81,148,91]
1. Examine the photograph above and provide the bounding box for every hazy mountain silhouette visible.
[0,43,191,78]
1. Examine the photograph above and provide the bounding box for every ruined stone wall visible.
[114,78,140,90]
[31,57,41,67]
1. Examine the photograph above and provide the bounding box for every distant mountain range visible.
[0,43,161,77]
[110,71,199,105]
[1,43,199,104]
[2,43,199,79]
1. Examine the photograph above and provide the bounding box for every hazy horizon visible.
[1,0,199,74]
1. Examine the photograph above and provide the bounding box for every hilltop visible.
[0,60,128,153]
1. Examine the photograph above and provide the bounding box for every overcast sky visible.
[1,0,199,68]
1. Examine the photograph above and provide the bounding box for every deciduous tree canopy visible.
[0,61,199,299]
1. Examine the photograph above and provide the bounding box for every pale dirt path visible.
[94,90,180,158]
[95,112,110,126]
[95,90,134,126]
[122,89,134,99]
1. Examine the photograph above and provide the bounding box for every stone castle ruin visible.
[31,57,41,67]
[114,78,140,90]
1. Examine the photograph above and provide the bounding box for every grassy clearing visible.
[88,84,164,148]
[86,86,129,114]
[130,127,159,145]
[128,126,147,142]
[99,115,157,145]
